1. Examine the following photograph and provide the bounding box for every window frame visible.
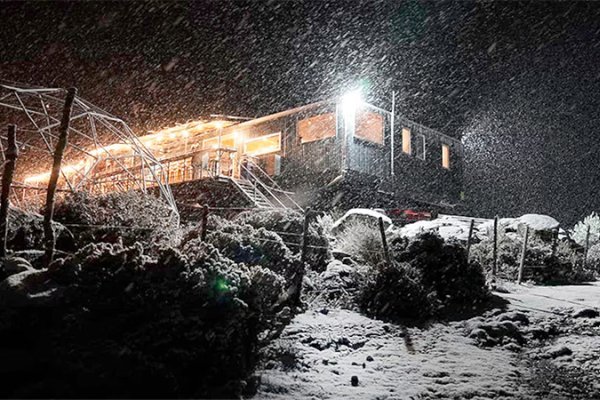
[297,112,337,144]
[202,132,237,150]
[354,111,385,145]
[416,133,426,160]
[243,132,282,156]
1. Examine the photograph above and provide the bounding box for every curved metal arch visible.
[0,82,179,225]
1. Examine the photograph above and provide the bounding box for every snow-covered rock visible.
[545,345,573,359]
[331,208,392,234]
[320,260,353,280]
[0,268,61,307]
[517,214,560,231]
[398,216,472,241]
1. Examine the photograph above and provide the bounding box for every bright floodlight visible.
[341,88,363,114]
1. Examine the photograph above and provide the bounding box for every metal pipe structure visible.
[0,82,179,224]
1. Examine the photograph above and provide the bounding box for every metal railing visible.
[240,158,303,211]
[238,163,287,209]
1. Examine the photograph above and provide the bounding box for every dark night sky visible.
[2,1,600,226]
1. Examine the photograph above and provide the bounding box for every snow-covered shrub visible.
[586,243,600,272]
[192,215,301,282]
[304,258,370,309]
[470,224,593,284]
[470,228,547,279]
[570,212,600,247]
[359,262,437,320]
[314,212,335,237]
[53,191,178,251]
[234,209,331,271]
[334,220,385,266]
[1,240,289,398]
[394,233,488,305]
[6,207,73,251]
[359,233,488,320]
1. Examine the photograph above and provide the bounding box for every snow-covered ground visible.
[256,309,525,400]
[497,281,600,313]
[398,213,563,242]
[255,282,600,400]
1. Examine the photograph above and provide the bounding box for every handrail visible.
[241,157,303,211]
[239,164,288,209]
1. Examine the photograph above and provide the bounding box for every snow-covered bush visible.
[234,209,331,271]
[314,212,335,237]
[334,220,385,266]
[187,215,299,281]
[470,224,593,284]
[359,262,437,320]
[53,191,178,251]
[359,233,488,320]
[394,233,488,305]
[570,212,600,247]
[1,240,289,398]
[586,243,600,272]
[6,207,74,251]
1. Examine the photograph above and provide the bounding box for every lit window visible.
[243,132,281,156]
[202,133,236,150]
[355,111,384,144]
[402,128,411,155]
[298,113,336,143]
[442,144,450,169]
[415,134,426,160]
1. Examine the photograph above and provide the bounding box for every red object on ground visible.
[386,208,432,224]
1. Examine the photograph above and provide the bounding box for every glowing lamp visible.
[341,88,363,114]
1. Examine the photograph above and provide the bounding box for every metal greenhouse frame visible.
[0,82,179,224]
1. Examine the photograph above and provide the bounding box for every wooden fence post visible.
[378,217,391,265]
[301,207,311,263]
[200,204,209,241]
[492,215,498,276]
[583,224,591,268]
[517,225,529,285]
[0,125,18,258]
[551,226,559,257]
[43,87,77,267]
[466,219,475,261]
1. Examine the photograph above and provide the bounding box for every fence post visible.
[0,125,18,258]
[492,215,498,276]
[551,226,559,257]
[301,207,311,263]
[584,224,591,268]
[517,225,529,285]
[200,204,209,241]
[43,87,77,267]
[378,217,391,265]
[466,219,475,261]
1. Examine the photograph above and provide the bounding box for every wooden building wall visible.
[387,116,463,205]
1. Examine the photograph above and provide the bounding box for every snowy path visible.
[255,309,527,400]
[496,281,600,313]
